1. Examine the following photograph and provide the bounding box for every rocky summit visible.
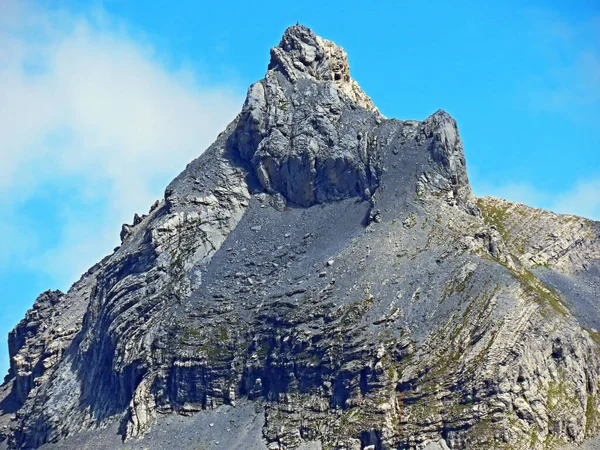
[1,25,600,450]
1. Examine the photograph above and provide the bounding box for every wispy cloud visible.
[472,9,600,222]
[0,1,243,287]
[525,10,600,123]
[552,178,600,220]
[473,176,600,221]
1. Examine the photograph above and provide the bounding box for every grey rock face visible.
[1,25,600,450]
[478,196,600,274]
[268,25,378,112]
[231,30,383,207]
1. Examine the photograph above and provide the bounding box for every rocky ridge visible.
[1,25,599,450]
[477,197,600,274]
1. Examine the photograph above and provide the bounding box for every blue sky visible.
[0,0,598,377]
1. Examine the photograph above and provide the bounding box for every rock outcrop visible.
[1,25,599,450]
[477,197,600,274]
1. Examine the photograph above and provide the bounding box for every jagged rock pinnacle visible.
[223,26,477,211]
[268,25,378,112]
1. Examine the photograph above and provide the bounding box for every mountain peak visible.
[267,24,344,82]
[268,24,377,112]
[3,25,598,450]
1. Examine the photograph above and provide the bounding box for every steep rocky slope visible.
[1,25,599,450]
[477,197,600,334]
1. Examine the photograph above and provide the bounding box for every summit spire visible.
[267,25,378,112]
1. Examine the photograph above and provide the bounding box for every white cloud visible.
[525,10,600,123]
[473,176,600,221]
[0,1,243,288]
[552,178,600,220]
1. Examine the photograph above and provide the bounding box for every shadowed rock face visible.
[1,25,600,450]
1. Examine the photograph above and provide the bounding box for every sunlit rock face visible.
[1,25,600,450]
